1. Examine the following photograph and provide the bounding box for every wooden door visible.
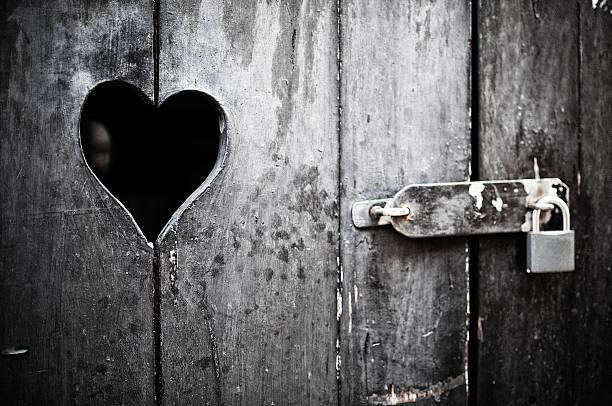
[1,1,611,405]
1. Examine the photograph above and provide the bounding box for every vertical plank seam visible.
[153,0,160,106]
[153,1,163,405]
[336,0,344,404]
[469,0,480,183]
[467,0,480,405]
[153,244,164,405]
[576,0,583,199]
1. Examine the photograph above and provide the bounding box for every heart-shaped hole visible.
[80,81,225,241]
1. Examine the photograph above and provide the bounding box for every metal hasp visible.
[352,178,575,273]
[352,178,569,237]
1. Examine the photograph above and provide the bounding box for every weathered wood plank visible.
[569,2,612,403]
[157,1,339,404]
[0,1,155,404]
[476,1,580,404]
[339,1,471,404]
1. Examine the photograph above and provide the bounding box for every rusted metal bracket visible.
[352,178,569,238]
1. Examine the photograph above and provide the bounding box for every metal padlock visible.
[526,196,575,273]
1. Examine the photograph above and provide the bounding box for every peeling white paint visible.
[491,197,504,212]
[336,288,342,320]
[335,337,341,372]
[468,182,485,209]
[168,239,179,305]
[592,0,611,11]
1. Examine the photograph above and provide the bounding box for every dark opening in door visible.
[80,81,225,241]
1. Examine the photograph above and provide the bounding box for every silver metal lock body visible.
[527,196,575,273]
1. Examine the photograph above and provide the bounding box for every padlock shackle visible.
[532,196,570,233]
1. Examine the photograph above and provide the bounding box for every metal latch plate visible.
[352,178,568,238]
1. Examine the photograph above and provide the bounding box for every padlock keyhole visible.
[80,81,225,241]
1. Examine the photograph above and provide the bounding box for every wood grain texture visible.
[0,1,155,404]
[157,1,339,404]
[476,1,581,404]
[569,2,612,403]
[339,1,471,404]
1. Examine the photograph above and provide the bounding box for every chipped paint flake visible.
[335,337,341,372]
[592,0,611,10]
[168,238,179,305]
[491,197,503,212]
[468,182,485,209]
[336,288,342,320]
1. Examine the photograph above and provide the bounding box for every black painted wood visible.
[569,2,612,404]
[476,1,587,404]
[0,1,155,404]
